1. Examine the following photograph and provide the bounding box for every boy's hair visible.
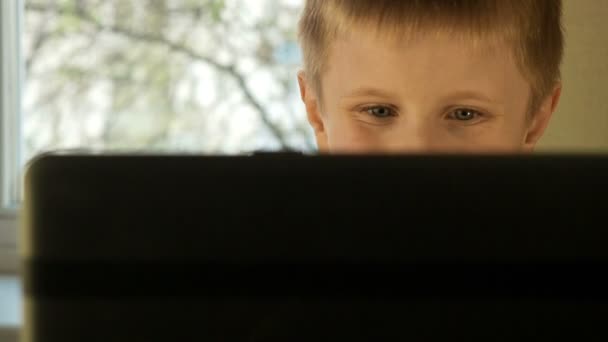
[298,0,564,114]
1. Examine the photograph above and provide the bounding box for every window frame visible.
[0,0,23,274]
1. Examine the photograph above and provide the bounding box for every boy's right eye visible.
[362,105,397,118]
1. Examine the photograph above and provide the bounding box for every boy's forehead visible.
[337,26,508,59]
[331,29,512,74]
[323,28,526,104]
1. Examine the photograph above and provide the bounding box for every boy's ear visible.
[523,83,562,152]
[297,71,329,152]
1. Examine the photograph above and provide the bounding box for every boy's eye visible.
[448,108,483,122]
[364,106,396,118]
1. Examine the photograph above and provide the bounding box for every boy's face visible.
[299,29,561,153]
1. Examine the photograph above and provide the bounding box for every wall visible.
[539,0,608,152]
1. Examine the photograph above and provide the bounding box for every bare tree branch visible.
[25,28,50,72]
[26,2,292,149]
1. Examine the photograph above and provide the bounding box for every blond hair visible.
[298,0,564,114]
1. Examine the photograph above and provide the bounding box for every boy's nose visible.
[385,126,444,153]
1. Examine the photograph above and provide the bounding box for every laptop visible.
[20,152,608,341]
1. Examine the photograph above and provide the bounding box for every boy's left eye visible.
[448,108,483,122]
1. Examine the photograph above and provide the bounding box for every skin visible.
[298,28,562,154]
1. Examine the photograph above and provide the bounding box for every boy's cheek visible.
[324,120,383,153]
[324,121,527,153]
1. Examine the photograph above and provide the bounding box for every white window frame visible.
[0,0,23,274]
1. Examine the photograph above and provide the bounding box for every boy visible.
[297,0,564,153]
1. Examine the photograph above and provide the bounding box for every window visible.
[1,0,22,211]
[0,0,311,267]
[23,0,311,161]
[0,0,22,273]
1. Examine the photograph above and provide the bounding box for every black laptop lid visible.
[21,153,608,341]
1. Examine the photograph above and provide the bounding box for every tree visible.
[23,0,313,161]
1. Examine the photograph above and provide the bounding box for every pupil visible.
[375,108,388,116]
[457,110,472,120]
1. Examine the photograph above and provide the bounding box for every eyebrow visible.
[341,88,501,104]
[441,90,501,104]
[341,87,398,100]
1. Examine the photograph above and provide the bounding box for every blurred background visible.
[539,0,608,152]
[23,0,313,164]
